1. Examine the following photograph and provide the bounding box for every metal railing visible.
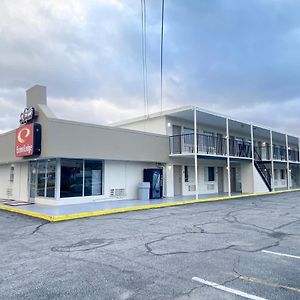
[169,134,299,162]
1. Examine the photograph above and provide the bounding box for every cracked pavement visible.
[0,192,300,299]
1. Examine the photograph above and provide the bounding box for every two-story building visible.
[0,85,299,205]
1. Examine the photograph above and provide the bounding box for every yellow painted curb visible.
[1,188,300,222]
[0,204,52,221]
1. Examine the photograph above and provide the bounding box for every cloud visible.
[1,0,300,136]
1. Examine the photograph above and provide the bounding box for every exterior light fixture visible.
[167,122,171,127]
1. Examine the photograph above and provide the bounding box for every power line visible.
[160,0,165,115]
[140,0,148,116]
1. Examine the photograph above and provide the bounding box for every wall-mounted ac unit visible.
[110,188,126,198]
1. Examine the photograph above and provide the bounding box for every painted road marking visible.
[262,250,300,260]
[192,277,268,300]
[226,272,300,294]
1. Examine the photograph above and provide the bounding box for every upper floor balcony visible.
[169,133,300,162]
[169,133,252,159]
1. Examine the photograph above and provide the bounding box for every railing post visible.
[226,118,231,196]
[194,107,199,199]
[286,134,290,189]
[251,124,255,193]
[270,130,275,192]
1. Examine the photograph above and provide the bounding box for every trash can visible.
[138,182,150,200]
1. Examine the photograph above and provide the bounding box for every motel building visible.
[0,85,300,206]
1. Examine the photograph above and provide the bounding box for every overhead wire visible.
[160,0,165,115]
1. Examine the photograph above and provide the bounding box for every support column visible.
[251,124,255,193]
[226,118,231,196]
[270,130,275,191]
[286,135,290,189]
[194,107,199,199]
[298,138,300,163]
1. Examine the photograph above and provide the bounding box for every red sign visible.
[15,124,34,157]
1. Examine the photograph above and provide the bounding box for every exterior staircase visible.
[254,148,272,192]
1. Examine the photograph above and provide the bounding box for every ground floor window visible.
[29,159,56,198]
[280,169,286,180]
[205,167,215,182]
[60,159,103,198]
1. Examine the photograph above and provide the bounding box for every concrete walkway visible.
[1,190,299,222]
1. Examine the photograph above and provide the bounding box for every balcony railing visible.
[255,146,299,162]
[169,134,300,162]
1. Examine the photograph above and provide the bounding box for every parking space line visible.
[262,250,300,260]
[192,277,268,300]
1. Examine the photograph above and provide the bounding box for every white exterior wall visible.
[104,160,159,200]
[241,163,254,194]
[0,162,28,202]
[253,167,269,193]
[118,117,167,135]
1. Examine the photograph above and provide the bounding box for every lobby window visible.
[60,159,83,198]
[84,160,103,196]
[29,159,56,198]
[60,159,103,198]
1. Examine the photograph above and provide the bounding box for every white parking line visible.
[192,277,268,300]
[262,250,300,260]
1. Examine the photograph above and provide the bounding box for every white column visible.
[226,118,231,196]
[193,107,199,199]
[298,138,300,163]
[55,158,61,200]
[250,124,255,193]
[286,135,290,189]
[270,130,275,191]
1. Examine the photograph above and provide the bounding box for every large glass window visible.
[46,160,56,197]
[60,159,103,198]
[60,159,83,198]
[84,160,103,196]
[37,161,47,197]
[29,159,56,199]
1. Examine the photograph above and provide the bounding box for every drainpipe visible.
[194,107,199,199]
[226,118,231,196]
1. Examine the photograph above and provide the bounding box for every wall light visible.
[167,122,171,128]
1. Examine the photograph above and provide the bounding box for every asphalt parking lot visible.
[0,192,299,300]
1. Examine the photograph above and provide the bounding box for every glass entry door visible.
[29,162,38,203]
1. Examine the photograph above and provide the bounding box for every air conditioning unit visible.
[110,188,126,198]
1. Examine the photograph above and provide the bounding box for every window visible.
[205,167,215,182]
[274,169,278,180]
[280,169,286,180]
[37,161,47,197]
[29,159,56,198]
[9,165,14,182]
[46,160,56,197]
[60,159,83,198]
[184,166,189,182]
[60,159,103,198]
[84,160,103,196]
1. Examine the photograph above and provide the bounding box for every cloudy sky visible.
[1,0,300,135]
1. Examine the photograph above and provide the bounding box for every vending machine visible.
[143,168,163,199]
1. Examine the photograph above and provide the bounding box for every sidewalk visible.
[1,189,299,222]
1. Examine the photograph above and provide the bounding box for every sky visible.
[1,0,300,135]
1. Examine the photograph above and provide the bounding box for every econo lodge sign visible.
[15,108,42,157]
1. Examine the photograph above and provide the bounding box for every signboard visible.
[15,123,42,157]
[19,107,37,125]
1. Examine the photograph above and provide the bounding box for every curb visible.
[1,188,300,222]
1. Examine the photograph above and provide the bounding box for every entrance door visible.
[230,167,237,193]
[173,165,182,196]
[217,167,224,193]
[28,162,38,203]
[172,125,182,154]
